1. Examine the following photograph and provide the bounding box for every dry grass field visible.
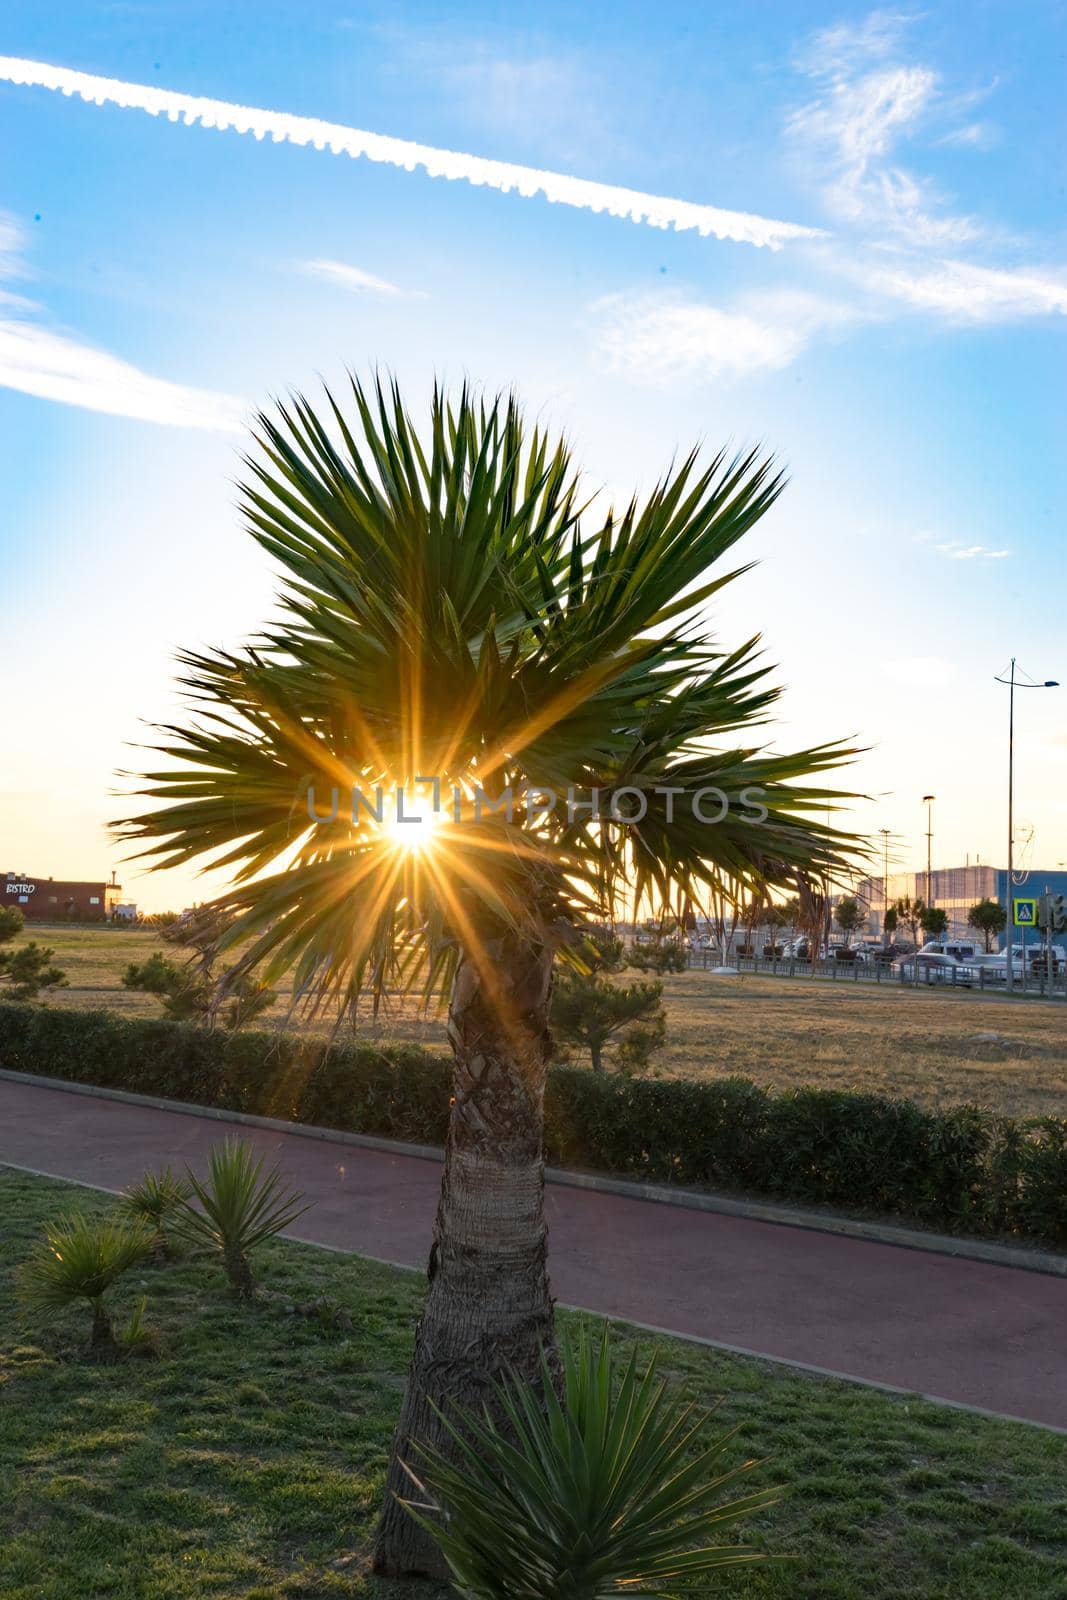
[17,926,1067,1119]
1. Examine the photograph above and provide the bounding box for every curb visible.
[2,1154,1064,1439]
[2,1066,1065,1279]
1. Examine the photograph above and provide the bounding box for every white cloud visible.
[787,15,1067,330]
[789,63,979,244]
[300,258,424,299]
[794,9,915,78]
[591,289,859,383]
[0,53,821,251]
[936,540,1012,560]
[0,214,245,431]
[789,12,988,247]
[936,121,999,150]
[867,259,1067,322]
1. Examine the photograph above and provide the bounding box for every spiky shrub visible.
[116,1295,161,1358]
[403,1331,781,1597]
[119,1166,191,1260]
[16,1212,153,1357]
[173,1138,309,1299]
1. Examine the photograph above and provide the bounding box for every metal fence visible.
[683,947,1067,999]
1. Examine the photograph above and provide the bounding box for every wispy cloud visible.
[787,12,1066,329]
[591,288,859,384]
[0,214,244,430]
[866,259,1067,322]
[788,54,978,244]
[936,540,1012,560]
[0,54,821,250]
[935,121,999,150]
[793,9,915,78]
[300,258,425,299]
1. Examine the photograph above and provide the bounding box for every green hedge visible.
[1,1004,1064,1246]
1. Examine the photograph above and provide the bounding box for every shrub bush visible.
[1,1003,1063,1246]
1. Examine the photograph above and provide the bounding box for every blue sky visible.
[1,2,1064,910]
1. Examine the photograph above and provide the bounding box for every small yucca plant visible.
[173,1138,309,1299]
[402,1330,782,1598]
[16,1212,154,1358]
[119,1166,191,1260]
[116,1294,161,1358]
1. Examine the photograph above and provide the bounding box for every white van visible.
[919,941,977,962]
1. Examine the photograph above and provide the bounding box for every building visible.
[854,865,1067,952]
[3,871,124,923]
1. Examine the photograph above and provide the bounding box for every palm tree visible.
[116,377,862,1576]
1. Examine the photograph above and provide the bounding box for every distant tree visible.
[0,906,24,945]
[798,876,830,964]
[123,952,212,1021]
[580,929,627,973]
[627,937,688,974]
[123,952,274,1029]
[551,971,666,1074]
[0,942,67,1001]
[893,896,926,949]
[920,906,948,940]
[883,906,898,942]
[967,898,1006,953]
[147,910,180,928]
[833,896,866,946]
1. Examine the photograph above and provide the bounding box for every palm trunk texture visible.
[372,932,556,1578]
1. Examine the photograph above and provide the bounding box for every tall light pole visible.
[994,660,1058,992]
[878,827,892,945]
[922,796,936,907]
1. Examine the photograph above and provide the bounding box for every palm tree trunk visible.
[89,1299,116,1359]
[372,930,556,1579]
[224,1245,255,1300]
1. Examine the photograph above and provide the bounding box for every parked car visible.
[920,941,978,962]
[1028,944,1066,975]
[893,951,977,986]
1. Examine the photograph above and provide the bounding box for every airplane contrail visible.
[0,55,823,250]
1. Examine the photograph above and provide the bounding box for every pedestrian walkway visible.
[2,1076,1064,1430]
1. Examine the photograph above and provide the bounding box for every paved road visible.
[2,1076,1064,1430]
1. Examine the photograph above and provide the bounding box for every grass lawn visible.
[26,926,1067,1119]
[1,1168,1065,1599]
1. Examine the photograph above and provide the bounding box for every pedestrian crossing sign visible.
[1013,898,1037,927]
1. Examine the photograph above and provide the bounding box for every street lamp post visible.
[922,796,936,908]
[878,827,892,945]
[994,660,1059,993]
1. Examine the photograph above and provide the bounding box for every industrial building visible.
[3,871,125,922]
[853,865,1067,952]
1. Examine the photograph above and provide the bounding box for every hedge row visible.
[1,1003,1064,1247]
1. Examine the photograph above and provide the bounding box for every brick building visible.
[3,871,123,922]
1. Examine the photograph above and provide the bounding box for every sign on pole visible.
[1013,897,1037,927]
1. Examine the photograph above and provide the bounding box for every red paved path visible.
[2,1077,1064,1430]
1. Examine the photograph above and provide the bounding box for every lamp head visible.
[1045,680,1059,688]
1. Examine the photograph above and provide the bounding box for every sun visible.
[382,802,442,854]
